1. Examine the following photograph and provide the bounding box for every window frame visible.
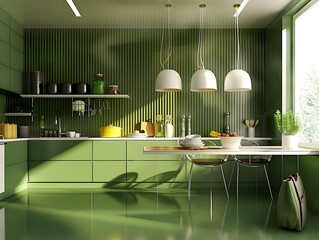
[292,0,319,146]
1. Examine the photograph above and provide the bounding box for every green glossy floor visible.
[1,189,318,240]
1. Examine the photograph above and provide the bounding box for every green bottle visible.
[40,114,45,137]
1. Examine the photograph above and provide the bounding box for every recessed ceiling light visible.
[66,0,81,17]
[233,0,250,17]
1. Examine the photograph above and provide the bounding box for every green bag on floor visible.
[277,173,307,231]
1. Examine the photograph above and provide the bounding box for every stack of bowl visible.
[180,134,204,148]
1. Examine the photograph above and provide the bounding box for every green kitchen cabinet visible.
[28,140,93,183]
[0,40,9,66]
[29,140,92,161]
[0,20,9,42]
[127,140,183,186]
[0,141,28,201]
[9,47,24,73]
[92,141,127,183]
[93,161,126,182]
[29,161,92,182]
[9,69,23,93]
[10,29,24,52]
[126,161,157,183]
[157,160,186,183]
[93,141,126,160]
[0,8,10,26]
[5,141,28,166]
[0,11,24,93]
[0,64,9,91]
[127,141,179,160]
[9,26,24,94]
[9,18,24,37]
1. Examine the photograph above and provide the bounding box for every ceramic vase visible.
[248,127,255,138]
[282,134,299,149]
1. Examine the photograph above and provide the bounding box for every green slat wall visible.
[7,28,266,137]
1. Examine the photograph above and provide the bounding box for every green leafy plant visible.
[274,110,301,135]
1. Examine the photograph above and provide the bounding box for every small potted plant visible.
[274,110,301,148]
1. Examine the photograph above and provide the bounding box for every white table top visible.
[143,146,319,156]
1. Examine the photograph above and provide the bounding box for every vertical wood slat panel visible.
[7,28,266,137]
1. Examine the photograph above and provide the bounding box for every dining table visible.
[143,145,319,156]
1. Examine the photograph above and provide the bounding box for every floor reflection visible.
[0,190,318,240]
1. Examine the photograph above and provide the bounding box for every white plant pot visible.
[282,134,299,149]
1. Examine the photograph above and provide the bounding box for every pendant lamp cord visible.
[235,6,240,69]
[197,4,205,69]
[160,3,173,70]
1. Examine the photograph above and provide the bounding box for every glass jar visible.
[92,73,105,94]
[155,115,164,137]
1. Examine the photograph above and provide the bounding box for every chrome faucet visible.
[55,111,62,137]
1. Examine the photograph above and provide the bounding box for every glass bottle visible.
[224,112,230,134]
[155,115,164,137]
[40,114,45,137]
[187,114,192,136]
[180,114,186,137]
[165,115,173,138]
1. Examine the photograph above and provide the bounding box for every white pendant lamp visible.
[191,4,217,92]
[224,4,252,92]
[155,3,182,92]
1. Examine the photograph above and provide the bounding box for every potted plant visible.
[274,110,301,148]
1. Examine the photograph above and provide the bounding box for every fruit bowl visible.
[220,136,242,149]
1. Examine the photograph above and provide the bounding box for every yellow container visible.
[0,123,17,139]
[99,125,122,137]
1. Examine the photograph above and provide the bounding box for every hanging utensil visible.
[245,119,250,127]
[91,101,96,116]
[249,119,255,128]
[254,119,259,127]
[99,99,102,115]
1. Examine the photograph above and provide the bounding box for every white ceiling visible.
[0,0,299,29]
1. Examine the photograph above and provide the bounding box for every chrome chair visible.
[186,141,229,200]
[229,139,273,199]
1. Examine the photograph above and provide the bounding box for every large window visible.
[294,0,319,143]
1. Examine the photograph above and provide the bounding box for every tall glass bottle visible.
[155,114,164,137]
[187,114,192,136]
[180,114,186,137]
[223,112,230,134]
[40,114,45,137]
[165,115,173,138]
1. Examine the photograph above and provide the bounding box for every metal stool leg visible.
[228,160,236,191]
[236,162,240,200]
[263,165,273,200]
[220,165,229,199]
[188,163,194,201]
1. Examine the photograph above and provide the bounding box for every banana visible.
[209,130,221,137]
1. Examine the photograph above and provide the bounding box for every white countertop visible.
[143,146,319,156]
[0,137,272,142]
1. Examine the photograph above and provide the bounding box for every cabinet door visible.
[126,161,157,183]
[0,41,9,66]
[5,141,27,166]
[10,29,24,52]
[93,141,126,160]
[9,47,24,72]
[29,161,92,182]
[9,68,23,94]
[0,8,10,26]
[127,141,179,160]
[0,64,9,91]
[157,160,186,183]
[5,163,28,192]
[93,161,126,182]
[29,141,92,161]
[0,21,9,43]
